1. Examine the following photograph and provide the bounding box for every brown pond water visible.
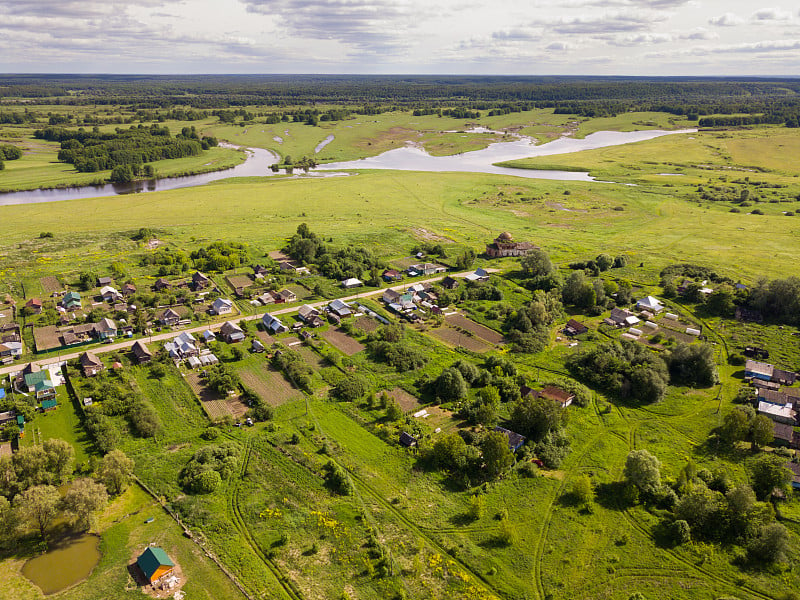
[22,534,101,595]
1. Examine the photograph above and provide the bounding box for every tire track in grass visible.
[226,441,305,600]
[301,400,504,599]
[621,509,775,600]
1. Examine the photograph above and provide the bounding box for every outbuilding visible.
[136,546,175,584]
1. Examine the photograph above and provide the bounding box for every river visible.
[316,129,696,179]
[0,129,695,206]
[0,146,279,207]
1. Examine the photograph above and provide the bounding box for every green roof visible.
[24,371,50,388]
[41,399,57,409]
[35,380,54,393]
[137,547,174,580]
[64,291,81,301]
[16,415,24,425]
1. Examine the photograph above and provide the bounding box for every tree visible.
[481,431,513,479]
[386,400,403,422]
[571,474,593,506]
[623,450,661,496]
[630,366,668,404]
[749,454,791,500]
[595,254,613,271]
[62,478,108,531]
[13,445,49,489]
[110,164,134,183]
[14,485,60,542]
[521,249,554,277]
[431,433,476,473]
[43,438,75,484]
[750,415,773,449]
[510,396,566,442]
[96,450,134,495]
[331,374,369,401]
[434,367,468,402]
[455,249,476,270]
[667,343,717,387]
[747,522,789,564]
[720,406,752,445]
[467,494,485,520]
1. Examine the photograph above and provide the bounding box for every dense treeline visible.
[34,124,216,174]
[6,75,800,126]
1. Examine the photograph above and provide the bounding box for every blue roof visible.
[0,389,5,400]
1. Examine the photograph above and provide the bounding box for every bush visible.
[331,374,369,401]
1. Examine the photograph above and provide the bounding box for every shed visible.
[136,546,175,584]
[685,327,701,337]
[399,432,418,447]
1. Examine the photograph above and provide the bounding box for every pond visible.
[22,533,101,595]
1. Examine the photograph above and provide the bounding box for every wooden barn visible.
[137,546,175,584]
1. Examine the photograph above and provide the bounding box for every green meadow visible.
[2,109,800,600]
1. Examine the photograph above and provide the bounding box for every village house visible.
[100,286,122,303]
[23,370,56,401]
[485,232,537,258]
[136,546,175,585]
[131,340,152,364]
[122,282,137,296]
[0,341,22,363]
[158,308,182,327]
[164,332,198,359]
[757,400,796,425]
[24,298,43,315]
[220,321,246,343]
[202,329,216,343]
[153,278,171,292]
[408,263,447,277]
[341,278,363,289]
[493,426,527,452]
[564,319,589,336]
[79,352,104,377]
[192,271,211,290]
[298,304,324,327]
[211,298,234,315]
[464,268,489,283]
[382,269,402,282]
[96,318,117,340]
[252,264,269,277]
[262,312,287,334]
[440,276,459,290]
[278,289,297,303]
[636,296,665,314]
[605,307,640,328]
[328,299,352,318]
[61,291,81,310]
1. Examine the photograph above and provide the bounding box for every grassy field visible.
[3,111,800,599]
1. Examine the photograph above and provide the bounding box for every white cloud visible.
[708,13,744,27]
[751,8,792,22]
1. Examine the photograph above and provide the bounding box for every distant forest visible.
[3,74,800,126]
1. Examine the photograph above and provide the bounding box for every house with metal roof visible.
[262,313,287,334]
[62,291,81,310]
[136,546,175,584]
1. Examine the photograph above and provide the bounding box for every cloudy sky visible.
[1,0,799,75]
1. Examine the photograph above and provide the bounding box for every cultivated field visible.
[185,372,234,419]
[388,387,422,413]
[237,366,303,406]
[39,276,62,294]
[445,313,505,344]
[353,315,379,333]
[321,327,365,356]
[431,325,493,352]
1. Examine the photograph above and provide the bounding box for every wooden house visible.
[220,321,245,343]
[493,426,526,452]
[79,352,104,377]
[131,341,152,364]
[136,546,175,584]
[192,271,211,290]
[440,276,459,290]
[564,319,588,336]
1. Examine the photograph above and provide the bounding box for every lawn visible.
[20,387,94,464]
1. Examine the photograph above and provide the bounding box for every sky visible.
[1,0,799,75]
